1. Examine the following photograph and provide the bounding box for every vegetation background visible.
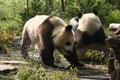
[0,0,120,52]
[0,0,120,80]
[0,0,120,35]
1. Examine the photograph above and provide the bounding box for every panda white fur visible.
[21,15,80,67]
[70,17,79,32]
[78,13,102,35]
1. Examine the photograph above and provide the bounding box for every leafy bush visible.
[0,0,24,36]
[106,9,120,25]
[0,0,120,36]
[0,75,14,80]
[17,65,78,80]
[0,30,16,53]
[85,49,111,64]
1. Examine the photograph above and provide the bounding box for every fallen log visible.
[0,64,17,75]
[106,34,120,80]
[109,23,120,31]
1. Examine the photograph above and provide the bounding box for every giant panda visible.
[70,17,79,32]
[21,15,81,68]
[70,12,83,41]
[74,11,106,48]
[70,11,107,61]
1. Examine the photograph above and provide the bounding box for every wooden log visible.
[108,58,117,80]
[105,35,120,48]
[106,32,120,80]
[108,61,120,80]
[112,47,120,61]
[113,28,120,35]
[108,58,115,74]
[109,23,120,31]
[116,63,120,80]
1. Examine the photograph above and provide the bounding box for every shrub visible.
[85,49,112,64]
[17,65,78,80]
[0,29,16,53]
[0,75,14,80]
[106,9,120,25]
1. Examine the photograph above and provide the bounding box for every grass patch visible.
[17,65,79,80]
[0,75,14,80]
[0,50,108,80]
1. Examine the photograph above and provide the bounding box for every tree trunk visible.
[116,62,120,80]
[61,0,65,11]
[108,58,117,80]
[26,0,29,19]
[108,58,120,80]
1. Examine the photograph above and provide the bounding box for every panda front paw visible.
[21,54,29,59]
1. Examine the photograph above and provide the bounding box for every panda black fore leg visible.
[21,30,31,58]
[64,46,84,68]
[39,35,58,68]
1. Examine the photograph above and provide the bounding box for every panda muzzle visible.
[63,48,72,55]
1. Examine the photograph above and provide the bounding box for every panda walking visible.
[21,15,82,68]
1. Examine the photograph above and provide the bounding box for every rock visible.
[0,64,15,71]
[79,75,109,80]
[0,61,28,74]
[11,36,22,50]
[0,61,28,65]
[0,64,17,74]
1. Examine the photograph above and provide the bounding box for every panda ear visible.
[93,9,97,15]
[78,12,82,18]
[65,25,72,31]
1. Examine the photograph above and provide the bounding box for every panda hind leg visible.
[21,30,31,58]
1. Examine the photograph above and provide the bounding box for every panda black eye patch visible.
[66,41,71,46]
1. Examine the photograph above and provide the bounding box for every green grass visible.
[104,27,114,36]
[0,75,14,80]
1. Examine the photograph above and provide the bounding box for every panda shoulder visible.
[49,16,66,26]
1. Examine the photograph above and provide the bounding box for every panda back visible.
[48,16,67,35]
[24,15,49,30]
[78,13,102,35]
[23,15,49,43]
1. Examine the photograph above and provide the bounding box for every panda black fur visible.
[21,15,81,68]
[72,12,106,49]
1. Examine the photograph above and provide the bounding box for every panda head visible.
[52,25,74,55]
[70,17,79,32]
[77,11,102,36]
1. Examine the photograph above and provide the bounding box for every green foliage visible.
[86,49,104,61]
[106,9,120,24]
[0,0,25,35]
[0,30,16,53]
[20,0,119,26]
[104,27,113,36]
[17,65,78,80]
[85,49,111,64]
[0,75,14,80]
[0,0,120,36]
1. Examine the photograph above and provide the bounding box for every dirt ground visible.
[0,50,110,80]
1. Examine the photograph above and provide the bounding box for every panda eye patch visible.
[65,41,71,46]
